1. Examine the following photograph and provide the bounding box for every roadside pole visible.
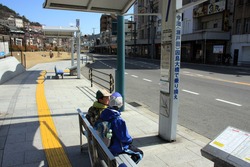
[71,37,74,66]
[76,19,81,79]
[116,15,125,110]
[159,0,182,141]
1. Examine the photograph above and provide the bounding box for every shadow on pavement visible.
[133,135,168,148]
[0,119,89,167]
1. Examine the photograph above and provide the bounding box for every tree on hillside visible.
[0,4,16,14]
[22,15,29,23]
[0,3,41,26]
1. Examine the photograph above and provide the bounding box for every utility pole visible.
[130,16,133,54]
[147,4,150,58]
[28,23,31,46]
[133,19,137,55]
[149,0,155,59]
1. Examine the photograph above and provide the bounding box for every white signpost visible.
[159,0,182,141]
[76,19,81,79]
[159,0,209,142]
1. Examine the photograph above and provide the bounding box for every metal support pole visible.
[150,0,154,59]
[71,37,74,66]
[134,22,137,54]
[77,31,81,79]
[116,15,125,111]
[75,19,81,79]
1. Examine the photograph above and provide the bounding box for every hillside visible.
[0,3,41,26]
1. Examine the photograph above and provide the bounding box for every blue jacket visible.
[100,107,133,155]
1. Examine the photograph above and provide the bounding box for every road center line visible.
[182,89,199,95]
[143,78,152,82]
[131,75,138,78]
[215,99,242,106]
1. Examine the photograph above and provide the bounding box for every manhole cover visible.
[128,102,141,107]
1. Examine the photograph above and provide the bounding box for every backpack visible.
[86,106,103,126]
[94,120,113,147]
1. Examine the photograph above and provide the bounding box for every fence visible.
[89,68,114,93]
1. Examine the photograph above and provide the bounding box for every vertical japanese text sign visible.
[173,13,182,100]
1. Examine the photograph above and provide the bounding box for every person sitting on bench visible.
[86,89,111,126]
[99,92,143,164]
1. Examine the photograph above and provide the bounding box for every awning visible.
[43,0,135,15]
[42,26,78,38]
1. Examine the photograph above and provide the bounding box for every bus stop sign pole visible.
[159,0,182,141]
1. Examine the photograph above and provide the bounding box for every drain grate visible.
[128,102,142,107]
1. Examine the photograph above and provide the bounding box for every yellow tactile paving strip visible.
[36,70,72,167]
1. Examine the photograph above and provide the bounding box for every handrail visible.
[89,68,114,93]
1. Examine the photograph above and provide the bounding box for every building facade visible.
[133,0,161,59]
[129,0,250,66]
[231,0,250,66]
[182,0,232,65]
[96,14,118,54]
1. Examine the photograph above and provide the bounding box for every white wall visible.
[231,34,250,65]
[0,57,25,84]
[182,7,194,34]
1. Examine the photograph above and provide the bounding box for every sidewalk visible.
[0,60,213,167]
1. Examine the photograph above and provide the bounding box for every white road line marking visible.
[183,73,196,77]
[143,78,152,82]
[215,99,242,106]
[125,72,128,75]
[131,75,138,78]
[182,89,199,95]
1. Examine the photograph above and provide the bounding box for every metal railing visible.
[89,68,114,93]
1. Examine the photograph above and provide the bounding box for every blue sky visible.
[0,0,133,35]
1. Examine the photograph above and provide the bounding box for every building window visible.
[244,18,250,33]
[214,23,218,28]
[202,22,207,29]
[236,19,241,34]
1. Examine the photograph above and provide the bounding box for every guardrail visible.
[89,68,114,93]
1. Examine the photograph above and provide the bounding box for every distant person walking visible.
[49,50,54,58]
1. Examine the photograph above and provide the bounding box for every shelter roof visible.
[43,0,135,15]
[42,26,78,38]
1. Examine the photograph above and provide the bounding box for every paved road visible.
[81,54,250,139]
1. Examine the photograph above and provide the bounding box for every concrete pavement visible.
[0,59,213,167]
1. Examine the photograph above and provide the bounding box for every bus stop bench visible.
[77,109,137,167]
[66,65,77,76]
[54,66,64,79]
